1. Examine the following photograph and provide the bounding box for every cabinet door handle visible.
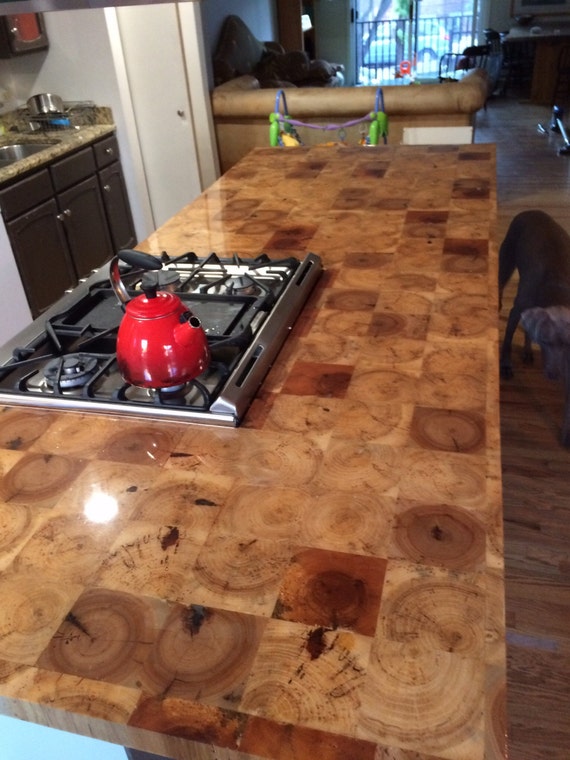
[56,209,71,221]
[103,184,111,193]
[105,147,114,156]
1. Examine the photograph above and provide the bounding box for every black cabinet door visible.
[57,174,114,278]
[98,162,137,252]
[7,198,77,317]
[1,134,136,318]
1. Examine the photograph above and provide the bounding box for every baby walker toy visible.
[269,88,388,148]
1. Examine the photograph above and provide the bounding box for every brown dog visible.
[499,209,570,446]
[499,210,570,380]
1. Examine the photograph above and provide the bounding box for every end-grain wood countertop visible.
[0,144,506,760]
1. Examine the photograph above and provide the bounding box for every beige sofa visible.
[211,69,490,173]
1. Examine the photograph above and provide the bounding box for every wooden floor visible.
[474,96,570,759]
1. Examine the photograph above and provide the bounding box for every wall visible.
[201,0,276,49]
[201,0,276,86]
[487,0,515,32]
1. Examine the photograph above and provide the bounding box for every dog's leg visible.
[560,352,570,446]
[562,384,570,446]
[500,303,523,379]
[498,232,522,375]
[498,236,517,313]
[522,330,534,365]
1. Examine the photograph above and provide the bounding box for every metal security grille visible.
[355,0,478,84]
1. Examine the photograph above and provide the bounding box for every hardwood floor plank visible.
[474,95,570,759]
[506,583,570,638]
[507,643,570,760]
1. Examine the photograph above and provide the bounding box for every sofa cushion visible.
[214,74,261,92]
[308,59,337,82]
[255,49,310,84]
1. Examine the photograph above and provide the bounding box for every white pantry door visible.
[113,3,204,229]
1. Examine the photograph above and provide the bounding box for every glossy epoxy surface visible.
[0,145,505,760]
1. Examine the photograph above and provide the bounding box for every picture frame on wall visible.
[512,0,570,15]
[0,13,48,58]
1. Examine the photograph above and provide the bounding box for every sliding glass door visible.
[356,0,479,84]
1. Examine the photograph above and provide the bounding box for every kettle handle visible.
[118,249,164,271]
[110,249,163,305]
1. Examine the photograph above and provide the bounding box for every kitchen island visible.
[0,144,505,759]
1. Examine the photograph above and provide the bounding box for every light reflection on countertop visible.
[83,490,119,524]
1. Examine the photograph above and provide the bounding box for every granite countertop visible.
[0,105,116,185]
[0,144,506,760]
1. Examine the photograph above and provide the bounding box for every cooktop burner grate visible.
[0,250,322,425]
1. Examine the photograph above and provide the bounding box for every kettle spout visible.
[175,313,210,376]
[177,313,205,343]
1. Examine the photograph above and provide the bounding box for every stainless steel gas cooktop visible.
[0,250,322,426]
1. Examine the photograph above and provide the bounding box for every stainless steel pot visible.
[27,93,64,116]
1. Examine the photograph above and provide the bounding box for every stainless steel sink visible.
[0,142,59,166]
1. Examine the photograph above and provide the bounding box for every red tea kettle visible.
[110,249,210,389]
